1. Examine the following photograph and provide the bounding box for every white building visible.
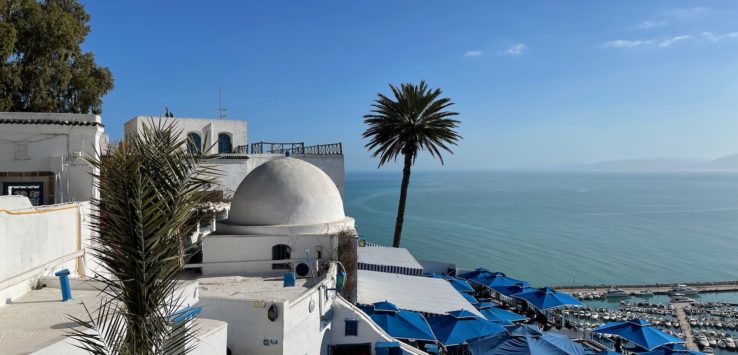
[0,112,105,205]
[195,158,424,355]
[123,115,345,198]
[123,115,248,155]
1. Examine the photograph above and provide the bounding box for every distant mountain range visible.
[565,154,738,171]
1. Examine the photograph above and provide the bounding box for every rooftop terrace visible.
[196,274,322,303]
[0,285,226,355]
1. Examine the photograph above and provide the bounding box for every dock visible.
[554,280,738,295]
[673,302,698,350]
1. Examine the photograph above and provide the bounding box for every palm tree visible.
[363,81,461,248]
[67,119,217,354]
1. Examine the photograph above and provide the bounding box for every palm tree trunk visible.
[392,153,413,247]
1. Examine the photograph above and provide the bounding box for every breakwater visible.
[555,280,738,295]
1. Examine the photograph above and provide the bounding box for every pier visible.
[673,303,698,350]
[554,280,738,295]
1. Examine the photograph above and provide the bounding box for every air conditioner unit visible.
[292,260,319,278]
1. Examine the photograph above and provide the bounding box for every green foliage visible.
[0,0,113,114]
[363,80,461,166]
[363,81,461,247]
[68,120,217,355]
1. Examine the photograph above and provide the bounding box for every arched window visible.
[218,133,232,154]
[272,244,291,270]
[187,132,202,154]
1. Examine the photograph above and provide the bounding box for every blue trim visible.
[170,306,202,324]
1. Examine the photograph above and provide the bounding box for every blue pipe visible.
[54,268,72,301]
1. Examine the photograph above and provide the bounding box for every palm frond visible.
[362,80,461,167]
[69,119,217,354]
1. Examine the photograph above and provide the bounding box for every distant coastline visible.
[561,153,738,172]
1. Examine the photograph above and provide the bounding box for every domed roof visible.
[227,157,345,226]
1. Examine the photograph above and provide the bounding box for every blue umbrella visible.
[505,324,545,337]
[477,303,528,323]
[468,331,585,355]
[640,343,703,355]
[364,301,436,342]
[491,284,534,297]
[511,287,583,311]
[471,272,527,289]
[426,309,506,347]
[458,268,494,280]
[593,319,685,351]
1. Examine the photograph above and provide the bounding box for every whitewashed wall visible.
[198,298,285,355]
[282,275,337,354]
[0,112,103,204]
[201,234,336,276]
[124,116,247,155]
[0,199,93,307]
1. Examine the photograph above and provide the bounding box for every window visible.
[13,144,29,160]
[272,244,291,270]
[187,132,202,154]
[217,133,232,154]
[344,319,358,336]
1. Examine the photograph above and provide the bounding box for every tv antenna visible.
[217,88,228,119]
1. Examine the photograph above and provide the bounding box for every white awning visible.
[357,270,482,317]
[358,247,424,276]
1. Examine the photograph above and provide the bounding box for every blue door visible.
[218,133,232,153]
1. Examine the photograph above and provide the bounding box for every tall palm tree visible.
[68,119,217,354]
[363,81,461,248]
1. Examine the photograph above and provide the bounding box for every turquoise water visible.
[344,171,738,286]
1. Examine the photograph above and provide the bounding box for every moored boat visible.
[668,284,699,296]
[605,287,631,297]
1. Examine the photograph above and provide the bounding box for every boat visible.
[668,284,699,296]
[703,346,714,354]
[605,287,631,297]
[697,335,710,348]
[636,289,654,297]
[670,295,696,303]
[725,336,736,350]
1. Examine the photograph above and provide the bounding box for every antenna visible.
[217,88,228,119]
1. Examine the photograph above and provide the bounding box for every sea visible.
[344,171,738,292]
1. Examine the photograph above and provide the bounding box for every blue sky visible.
[81,1,738,171]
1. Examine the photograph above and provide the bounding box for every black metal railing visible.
[241,141,343,155]
[250,142,305,154]
[303,143,342,155]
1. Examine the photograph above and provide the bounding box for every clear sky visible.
[81,1,738,171]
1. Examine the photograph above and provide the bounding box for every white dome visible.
[227,157,345,226]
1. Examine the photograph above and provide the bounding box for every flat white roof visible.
[197,274,320,302]
[0,285,225,355]
[358,247,424,270]
[357,270,482,317]
[0,288,96,354]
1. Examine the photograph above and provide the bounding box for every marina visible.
[557,281,738,298]
[556,296,738,353]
